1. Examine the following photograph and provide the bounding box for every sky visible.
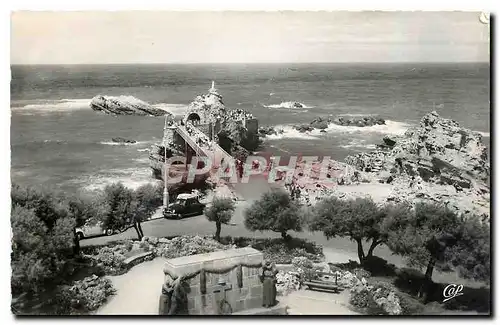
[10,11,490,64]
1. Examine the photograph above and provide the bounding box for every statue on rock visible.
[260,260,278,308]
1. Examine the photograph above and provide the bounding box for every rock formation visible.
[111,137,136,144]
[283,111,489,219]
[332,115,386,127]
[292,116,386,133]
[343,111,490,218]
[91,95,169,116]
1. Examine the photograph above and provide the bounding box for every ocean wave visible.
[99,140,151,146]
[152,103,188,116]
[339,139,378,150]
[137,148,150,152]
[12,98,92,112]
[263,101,313,109]
[475,131,490,137]
[265,125,319,140]
[82,167,158,191]
[322,120,410,136]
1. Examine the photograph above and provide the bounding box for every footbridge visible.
[169,121,234,172]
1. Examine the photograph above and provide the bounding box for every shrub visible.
[11,185,77,299]
[393,268,426,295]
[53,275,116,315]
[350,289,388,315]
[362,256,397,276]
[220,236,324,264]
[396,292,425,315]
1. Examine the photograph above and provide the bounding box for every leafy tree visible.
[11,185,76,300]
[67,194,106,254]
[204,197,236,241]
[382,202,490,300]
[444,215,490,283]
[132,183,164,239]
[99,183,136,238]
[244,189,303,240]
[309,197,404,265]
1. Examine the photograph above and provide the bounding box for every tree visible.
[11,185,76,299]
[99,183,136,238]
[309,197,403,265]
[132,183,164,239]
[244,189,303,240]
[382,202,482,300]
[204,197,236,241]
[446,215,490,283]
[67,194,105,254]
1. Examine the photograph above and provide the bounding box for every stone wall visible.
[163,247,264,315]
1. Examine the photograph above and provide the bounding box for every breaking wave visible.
[82,167,158,192]
[321,120,410,136]
[11,98,92,112]
[265,125,319,140]
[339,139,378,150]
[152,103,188,116]
[263,101,313,109]
[99,140,151,146]
[475,131,490,137]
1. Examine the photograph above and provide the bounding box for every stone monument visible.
[159,247,287,315]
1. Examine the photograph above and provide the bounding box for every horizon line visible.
[10,61,490,66]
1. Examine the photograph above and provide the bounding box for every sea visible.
[10,63,490,194]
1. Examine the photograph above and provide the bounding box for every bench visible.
[302,271,343,293]
[123,251,154,269]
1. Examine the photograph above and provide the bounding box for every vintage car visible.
[163,192,206,219]
[75,221,116,240]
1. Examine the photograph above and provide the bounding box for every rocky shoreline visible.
[258,115,387,136]
[278,111,489,219]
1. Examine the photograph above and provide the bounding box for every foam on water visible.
[99,141,151,146]
[323,120,410,136]
[339,139,378,150]
[82,167,156,192]
[152,103,188,116]
[265,125,320,140]
[475,131,490,137]
[263,101,313,109]
[12,98,92,112]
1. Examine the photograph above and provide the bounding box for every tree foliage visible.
[309,197,406,264]
[98,183,135,233]
[96,182,163,240]
[204,197,236,241]
[382,202,490,298]
[244,189,303,239]
[134,183,163,222]
[11,185,76,297]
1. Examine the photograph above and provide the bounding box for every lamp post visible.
[163,114,169,213]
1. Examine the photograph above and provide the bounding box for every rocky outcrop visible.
[91,95,169,116]
[333,116,386,127]
[294,117,330,133]
[111,137,136,144]
[258,126,283,137]
[343,111,490,218]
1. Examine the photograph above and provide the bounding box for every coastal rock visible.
[259,126,280,136]
[288,111,489,219]
[294,124,315,133]
[111,137,136,144]
[333,116,386,127]
[309,117,330,130]
[90,95,169,116]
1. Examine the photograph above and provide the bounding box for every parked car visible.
[164,192,206,219]
[75,221,115,240]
